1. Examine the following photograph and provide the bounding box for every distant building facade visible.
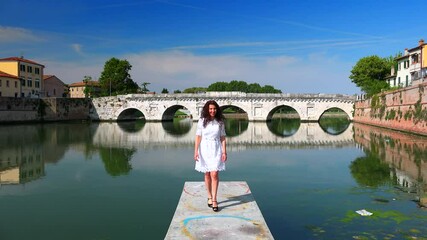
[43,75,67,98]
[0,57,45,98]
[388,40,427,88]
[0,70,20,97]
[69,81,101,98]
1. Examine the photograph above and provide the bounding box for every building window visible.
[27,78,32,87]
[35,79,40,88]
[0,92,2,96]
[412,54,419,64]
[15,81,17,88]
[20,64,26,72]
[398,62,401,70]
[406,75,409,86]
[0,79,2,86]
[27,66,33,73]
[393,78,396,86]
[6,80,9,87]
[54,88,56,96]
[21,79,25,86]
[398,77,401,86]
[35,68,40,74]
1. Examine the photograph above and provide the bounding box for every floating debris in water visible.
[355,209,373,216]
[373,198,389,203]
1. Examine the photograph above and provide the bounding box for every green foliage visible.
[370,94,386,119]
[173,89,182,93]
[385,109,396,120]
[350,55,391,97]
[140,82,150,93]
[99,58,139,96]
[207,80,281,93]
[341,209,411,224]
[207,81,229,91]
[161,88,169,94]
[183,87,207,93]
[82,76,92,98]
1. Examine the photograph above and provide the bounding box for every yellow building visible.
[0,71,20,97]
[0,57,45,98]
[69,80,101,98]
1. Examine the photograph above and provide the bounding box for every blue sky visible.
[1,0,427,94]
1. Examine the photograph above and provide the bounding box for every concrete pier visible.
[165,181,274,239]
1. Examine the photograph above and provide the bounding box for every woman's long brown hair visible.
[201,100,224,127]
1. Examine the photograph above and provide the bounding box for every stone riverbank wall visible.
[354,82,427,136]
[0,97,91,123]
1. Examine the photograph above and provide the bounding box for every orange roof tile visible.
[0,57,45,67]
[0,70,19,79]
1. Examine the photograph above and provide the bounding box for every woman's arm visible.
[194,135,201,161]
[220,136,227,162]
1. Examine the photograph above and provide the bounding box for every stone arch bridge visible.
[90,92,355,121]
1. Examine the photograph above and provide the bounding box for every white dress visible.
[195,118,226,173]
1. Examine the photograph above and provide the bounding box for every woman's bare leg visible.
[204,172,213,205]
[210,171,219,208]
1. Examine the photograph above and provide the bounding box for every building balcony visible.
[409,62,421,72]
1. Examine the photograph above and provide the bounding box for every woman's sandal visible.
[207,198,213,208]
[212,201,219,212]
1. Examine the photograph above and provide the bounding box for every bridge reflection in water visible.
[92,120,355,150]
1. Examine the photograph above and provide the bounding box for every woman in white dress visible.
[194,100,227,212]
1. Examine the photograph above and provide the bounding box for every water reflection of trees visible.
[224,118,248,137]
[267,118,300,137]
[99,147,135,176]
[162,118,192,136]
[353,123,427,206]
[318,117,350,135]
[350,151,393,187]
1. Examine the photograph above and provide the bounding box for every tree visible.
[173,89,182,93]
[161,88,169,94]
[262,85,281,93]
[349,55,391,97]
[141,82,150,93]
[248,83,262,93]
[82,75,92,98]
[227,80,248,92]
[207,81,228,91]
[183,87,207,93]
[207,80,281,93]
[99,58,139,96]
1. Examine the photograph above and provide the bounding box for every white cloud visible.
[125,51,359,94]
[71,44,83,54]
[0,26,42,43]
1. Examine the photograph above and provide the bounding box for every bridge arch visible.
[161,104,193,121]
[318,107,351,120]
[117,107,146,121]
[220,104,249,119]
[266,105,301,121]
